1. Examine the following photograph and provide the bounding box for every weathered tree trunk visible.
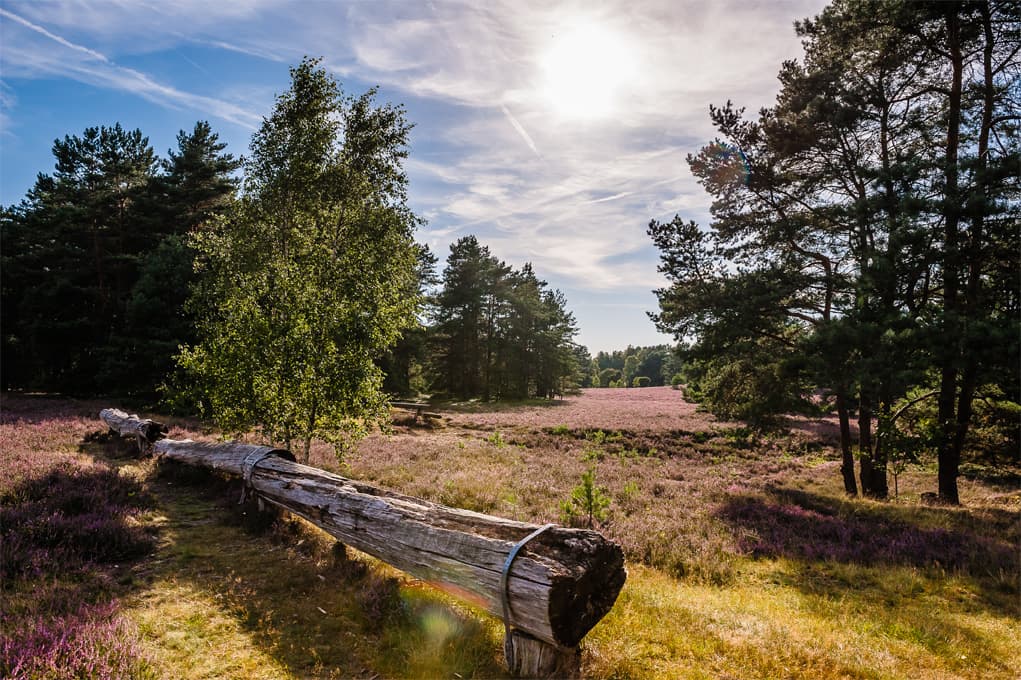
[99,409,626,668]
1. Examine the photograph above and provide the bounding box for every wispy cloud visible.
[188,38,288,64]
[1,7,262,130]
[585,191,634,204]
[0,81,16,137]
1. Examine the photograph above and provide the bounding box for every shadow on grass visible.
[118,444,505,679]
[767,561,1021,677]
[715,487,1019,618]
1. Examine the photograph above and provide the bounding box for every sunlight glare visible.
[541,22,636,120]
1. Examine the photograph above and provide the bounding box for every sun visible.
[540,22,636,120]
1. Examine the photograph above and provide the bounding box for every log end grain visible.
[540,530,627,647]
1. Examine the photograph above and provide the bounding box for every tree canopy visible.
[428,236,581,400]
[650,0,1020,502]
[1,121,239,398]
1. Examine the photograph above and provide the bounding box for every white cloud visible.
[0,81,16,137]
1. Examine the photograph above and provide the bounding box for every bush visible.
[670,373,684,387]
[632,376,651,388]
[687,356,809,426]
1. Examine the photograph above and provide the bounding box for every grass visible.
[3,391,1019,679]
[123,459,505,679]
[588,561,1020,679]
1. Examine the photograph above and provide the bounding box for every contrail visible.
[0,8,111,63]
[1,8,262,130]
[585,191,634,204]
[501,104,540,157]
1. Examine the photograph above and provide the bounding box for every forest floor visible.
[2,388,1018,679]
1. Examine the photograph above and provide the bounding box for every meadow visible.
[1,388,1018,679]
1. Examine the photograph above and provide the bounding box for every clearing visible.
[2,388,1018,679]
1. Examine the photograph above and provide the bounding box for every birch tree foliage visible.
[176,58,420,461]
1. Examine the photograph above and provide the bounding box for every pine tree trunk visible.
[835,388,858,496]
[858,395,877,496]
[937,6,965,505]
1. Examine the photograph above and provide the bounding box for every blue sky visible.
[0,0,826,353]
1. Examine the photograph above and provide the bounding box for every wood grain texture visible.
[509,630,580,679]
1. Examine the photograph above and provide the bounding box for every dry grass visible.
[3,390,1019,679]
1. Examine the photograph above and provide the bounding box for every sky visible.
[0,0,828,354]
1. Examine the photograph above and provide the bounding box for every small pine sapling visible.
[561,467,611,528]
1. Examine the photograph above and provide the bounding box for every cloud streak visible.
[0,8,110,63]
[500,105,540,157]
[1,7,262,130]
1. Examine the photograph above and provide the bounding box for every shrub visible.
[632,376,651,388]
[691,356,809,425]
[598,368,621,387]
[358,575,408,631]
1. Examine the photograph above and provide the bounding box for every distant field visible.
[2,391,1018,679]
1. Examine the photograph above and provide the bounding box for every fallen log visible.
[99,409,625,675]
[99,408,166,450]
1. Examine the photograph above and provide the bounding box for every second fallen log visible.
[151,437,626,649]
[100,408,166,446]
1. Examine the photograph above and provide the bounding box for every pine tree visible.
[650,0,1019,501]
[2,124,157,394]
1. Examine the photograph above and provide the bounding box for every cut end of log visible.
[539,530,626,647]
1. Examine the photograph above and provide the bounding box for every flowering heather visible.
[717,495,1019,574]
[1,463,154,581]
[444,386,731,431]
[1,396,156,679]
[1,601,151,680]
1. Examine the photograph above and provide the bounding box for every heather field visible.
[2,389,1019,679]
